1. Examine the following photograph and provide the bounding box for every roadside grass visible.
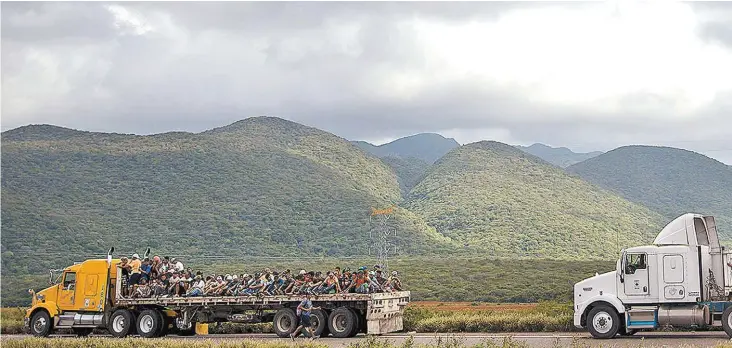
[1,302,573,335]
[403,302,575,333]
[2,336,730,348]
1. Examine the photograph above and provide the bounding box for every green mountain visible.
[516,143,603,168]
[404,141,666,259]
[353,133,460,163]
[379,156,431,196]
[1,117,455,278]
[567,145,732,237]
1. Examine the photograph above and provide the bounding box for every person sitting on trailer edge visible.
[290,293,321,340]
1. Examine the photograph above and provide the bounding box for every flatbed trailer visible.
[24,250,411,338]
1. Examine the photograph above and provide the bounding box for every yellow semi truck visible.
[25,248,410,338]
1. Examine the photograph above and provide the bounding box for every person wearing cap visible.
[172,258,184,272]
[290,293,322,341]
[354,270,371,294]
[187,275,205,297]
[389,271,403,291]
[128,253,143,293]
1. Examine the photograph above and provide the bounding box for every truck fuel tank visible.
[658,304,710,327]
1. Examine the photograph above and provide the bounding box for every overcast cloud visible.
[3,1,732,163]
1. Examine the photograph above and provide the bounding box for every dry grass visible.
[1,338,325,348]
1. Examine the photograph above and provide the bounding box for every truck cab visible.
[574,213,728,338]
[25,256,119,337]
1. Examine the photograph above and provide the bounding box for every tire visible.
[30,310,52,337]
[587,305,620,339]
[159,314,172,337]
[108,309,135,338]
[311,309,329,337]
[347,308,361,337]
[137,309,164,338]
[73,328,94,337]
[722,306,732,338]
[273,308,297,338]
[328,307,356,338]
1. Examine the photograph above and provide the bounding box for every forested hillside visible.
[2,118,683,302]
[515,143,603,168]
[353,133,460,163]
[1,117,456,279]
[404,141,666,259]
[379,156,431,195]
[567,145,732,237]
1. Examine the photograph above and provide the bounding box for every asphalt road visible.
[3,332,730,347]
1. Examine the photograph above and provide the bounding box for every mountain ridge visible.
[515,143,603,168]
[567,145,732,237]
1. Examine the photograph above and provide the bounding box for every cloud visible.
[2,1,732,163]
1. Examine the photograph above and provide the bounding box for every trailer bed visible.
[115,291,410,307]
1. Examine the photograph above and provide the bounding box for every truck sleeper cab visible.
[574,213,732,338]
[25,250,410,338]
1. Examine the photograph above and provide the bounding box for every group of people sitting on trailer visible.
[117,253,404,299]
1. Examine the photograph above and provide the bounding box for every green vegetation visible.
[380,157,431,195]
[1,118,453,292]
[3,257,615,307]
[567,145,732,237]
[3,118,678,306]
[515,143,603,168]
[404,302,573,333]
[352,133,460,164]
[406,142,667,259]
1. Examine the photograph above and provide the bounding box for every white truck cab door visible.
[623,253,650,296]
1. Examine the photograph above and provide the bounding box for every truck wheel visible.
[273,308,297,338]
[137,309,164,338]
[159,314,172,337]
[328,307,356,338]
[311,309,329,337]
[722,306,732,338]
[30,310,52,337]
[108,309,135,338]
[347,308,361,337]
[587,305,620,339]
[73,328,94,337]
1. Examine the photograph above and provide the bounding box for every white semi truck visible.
[574,213,732,338]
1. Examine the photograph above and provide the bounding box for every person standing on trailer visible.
[290,293,321,340]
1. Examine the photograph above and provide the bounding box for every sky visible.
[3,1,732,164]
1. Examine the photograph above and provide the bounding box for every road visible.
[2,332,730,347]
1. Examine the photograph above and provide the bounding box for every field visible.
[3,335,732,348]
[1,257,616,307]
[0,302,574,335]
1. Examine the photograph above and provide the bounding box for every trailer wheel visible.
[722,306,732,338]
[137,309,164,338]
[30,310,52,337]
[108,309,135,338]
[311,309,329,337]
[587,305,619,339]
[73,328,94,337]
[346,308,360,337]
[328,307,356,338]
[273,308,297,338]
[159,314,172,337]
